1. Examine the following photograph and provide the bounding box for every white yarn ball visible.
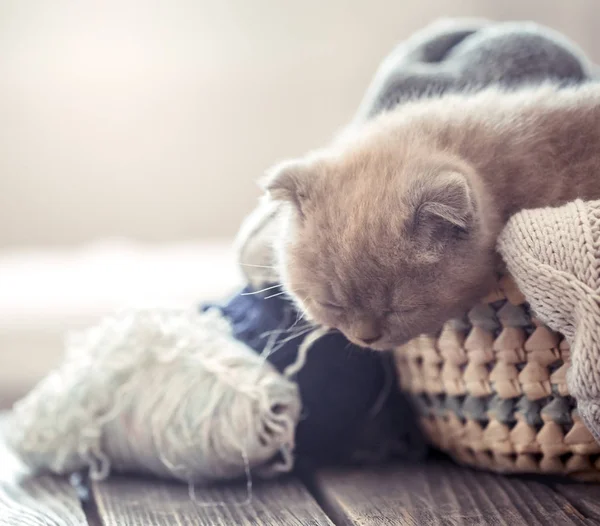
[7,308,301,483]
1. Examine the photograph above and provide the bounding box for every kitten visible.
[262,83,600,350]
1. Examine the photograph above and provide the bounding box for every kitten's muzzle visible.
[350,319,383,347]
[360,334,382,345]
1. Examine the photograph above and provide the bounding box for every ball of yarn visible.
[7,308,301,483]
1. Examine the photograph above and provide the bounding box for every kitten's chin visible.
[344,335,396,352]
[363,341,400,352]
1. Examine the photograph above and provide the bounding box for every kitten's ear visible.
[261,159,314,215]
[409,171,474,248]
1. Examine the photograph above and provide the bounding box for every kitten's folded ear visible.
[261,159,314,217]
[409,171,474,249]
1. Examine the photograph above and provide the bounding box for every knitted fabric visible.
[498,200,600,442]
[352,19,592,124]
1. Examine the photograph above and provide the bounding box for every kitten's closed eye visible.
[392,304,430,315]
[317,300,344,311]
[396,306,418,314]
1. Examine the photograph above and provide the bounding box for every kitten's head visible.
[264,138,497,350]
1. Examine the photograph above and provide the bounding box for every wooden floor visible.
[4,435,600,526]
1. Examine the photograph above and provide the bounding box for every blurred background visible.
[1,0,598,406]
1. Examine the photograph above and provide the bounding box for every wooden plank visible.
[307,459,593,526]
[554,483,600,523]
[92,475,334,526]
[0,419,88,526]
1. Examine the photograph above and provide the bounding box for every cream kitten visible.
[263,83,600,350]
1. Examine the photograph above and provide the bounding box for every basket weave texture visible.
[393,275,600,481]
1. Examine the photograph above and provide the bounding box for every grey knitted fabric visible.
[353,18,593,123]
[499,200,600,442]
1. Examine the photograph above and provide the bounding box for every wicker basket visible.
[393,275,600,481]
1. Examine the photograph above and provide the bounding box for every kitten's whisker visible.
[289,296,309,330]
[263,291,288,300]
[259,313,293,360]
[240,284,282,296]
[269,326,316,353]
[240,263,278,269]
[289,313,305,331]
[259,323,312,339]
[260,325,316,362]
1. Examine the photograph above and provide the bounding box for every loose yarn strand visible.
[284,326,330,378]
[187,442,254,508]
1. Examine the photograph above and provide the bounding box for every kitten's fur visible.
[264,83,600,350]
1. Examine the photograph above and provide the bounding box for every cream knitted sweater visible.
[498,199,600,442]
